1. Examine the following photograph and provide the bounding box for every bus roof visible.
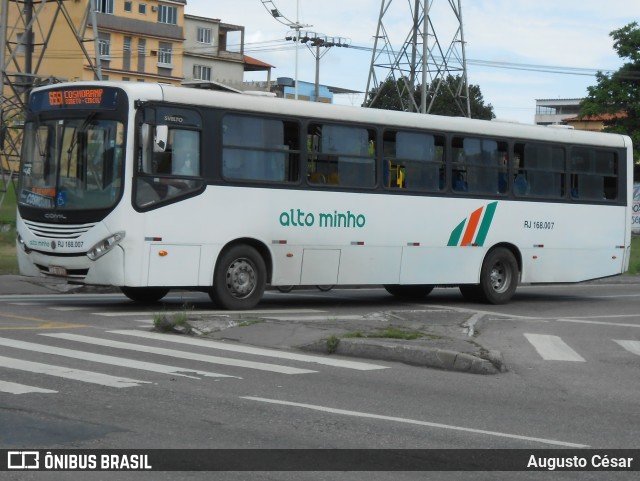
[33,81,630,149]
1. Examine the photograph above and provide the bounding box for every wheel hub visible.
[226,259,256,298]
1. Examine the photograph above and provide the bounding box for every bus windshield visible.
[18,116,125,211]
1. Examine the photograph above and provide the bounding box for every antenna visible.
[364,0,471,116]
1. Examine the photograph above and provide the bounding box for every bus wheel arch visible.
[209,239,270,310]
[460,244,521,305]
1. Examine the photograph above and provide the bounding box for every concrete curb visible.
[302,338,507,375]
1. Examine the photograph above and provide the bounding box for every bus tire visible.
[120,286,169,303]
[459,284,483,303]
[316,285,335,292]
[477,247,518,304]
[276,285,294,293]
[383,284,434,299]
[210,244,266,310]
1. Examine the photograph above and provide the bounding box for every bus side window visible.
[308,123,375,188]
[453,137,507,195]
[384,130,444,192]
[223,114,299,183]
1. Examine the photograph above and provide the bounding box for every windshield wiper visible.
[67,112,98,160]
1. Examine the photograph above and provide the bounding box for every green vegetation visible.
[152,308,193,334]
[0,180,18,275]
[343,327,428,341]
[326,327,440,354]
[628,236,640,275]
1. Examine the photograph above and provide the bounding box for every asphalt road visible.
[0,279,639,480]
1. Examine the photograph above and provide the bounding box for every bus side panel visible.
[337,246,402,284]
[521,247,625,283]
[399,247,485,284]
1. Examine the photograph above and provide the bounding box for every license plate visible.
[49,266,67,276]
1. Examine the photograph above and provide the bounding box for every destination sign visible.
[30,87,119,111]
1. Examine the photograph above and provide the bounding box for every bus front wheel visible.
[383,284,434,299]
[210,245,266,310]
[470,247,518,305]
[120,287,169,303]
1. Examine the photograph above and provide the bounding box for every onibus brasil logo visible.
[447,202,498,247]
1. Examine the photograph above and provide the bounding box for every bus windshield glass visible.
[18,116,125,211]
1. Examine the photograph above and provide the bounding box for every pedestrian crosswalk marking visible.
[613,340,640,356]
[42,333,317,375]
[0,337,237,380]
[109,329,389,371]
[0,355,148,388]
[523,334,586,362]
[0,380,57,394]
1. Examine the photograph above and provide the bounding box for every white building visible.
[535,98,581,125]
[182,14,272,91]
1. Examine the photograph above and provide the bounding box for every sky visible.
[185,0,640,124]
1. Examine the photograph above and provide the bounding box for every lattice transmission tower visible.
[0,0,101,207]
[365,0,470,116]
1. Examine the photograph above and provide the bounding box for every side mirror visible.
[154,125,168,152]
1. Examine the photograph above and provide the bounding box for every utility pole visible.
[261,0,311,100]
[0,0,101,207]
[364,0,471,117]
[284,31,350,101]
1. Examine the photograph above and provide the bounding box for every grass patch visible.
[0,226,18,275]
[0,179,17,226]
[152,307,193,334]
[0,180,18,275]
[343,327,428,341]
[627,235,640,275]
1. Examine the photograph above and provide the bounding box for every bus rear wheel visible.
[210,245,266,310]
[383,284,434,300]
[465,247,518,305]
[120,287,169,303]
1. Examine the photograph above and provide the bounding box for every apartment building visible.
[182,14,273,91]
[91,0,186,84]
[4,0,185,84]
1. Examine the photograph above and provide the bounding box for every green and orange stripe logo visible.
[448,202,498,247]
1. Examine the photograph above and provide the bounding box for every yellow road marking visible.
[0,313,87,330]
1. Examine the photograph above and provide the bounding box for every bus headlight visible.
[87,231,125,261]
[16,233,32,253]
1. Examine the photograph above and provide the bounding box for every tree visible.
[364,74,495,120]
[580,22,640,162]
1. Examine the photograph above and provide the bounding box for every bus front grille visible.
[23,220,96,239]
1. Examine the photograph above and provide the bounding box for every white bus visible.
[15,81,633,309]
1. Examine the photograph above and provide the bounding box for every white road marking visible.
[613,340,640,356]
[554,318,640,328]
[0,355,147,388]
[241,396,589,448]
[0,380,57,394]
[523,334,586,362]
[110,329,388,371]
[43,333,316,375]
[0,337,236,379]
